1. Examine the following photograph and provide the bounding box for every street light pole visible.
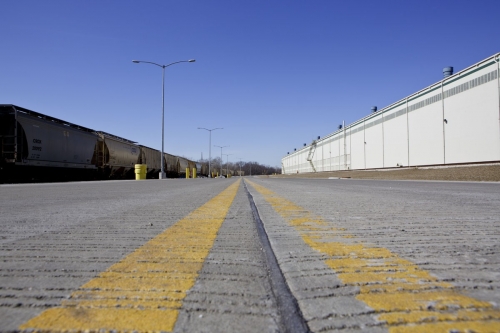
[198,127,222,178]
[223,154,233,177]
[214,145,228,177]
[133,59,195,179]
[238,158,242,177]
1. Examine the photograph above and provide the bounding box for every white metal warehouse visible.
[281,52,500,174]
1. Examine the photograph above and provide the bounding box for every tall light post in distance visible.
[223,153,233,177]
[133,59,195,179]
[238,158,243,177]
[214,145,229,177]
[198,127,222,178]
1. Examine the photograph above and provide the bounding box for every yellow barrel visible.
[135,164,147,180]
[186,167,190,179]
[192,167,197,178]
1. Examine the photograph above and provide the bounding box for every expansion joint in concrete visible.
[243,180,310,333]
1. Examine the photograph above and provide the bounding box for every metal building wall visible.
[443,66,500,163]
[282,53,500,174]
[365,113,384,168]
[323,137,333,171]
[350,123,364,170]
[408,90,445,166]
[383,105,408,167]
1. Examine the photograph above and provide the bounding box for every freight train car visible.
[95,131,140,179]
[0,104,97,182]
[177,157,189,177]
[138,145,161,178]
[0,104,199,182]
[164,153,179,178]
[200,162,208,176]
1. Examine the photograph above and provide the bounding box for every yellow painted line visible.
[246,180,500,332]
[20,179,241,332]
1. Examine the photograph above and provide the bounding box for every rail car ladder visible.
[306,140,317,173]
[0,135,16,162]
[0,113,17,163]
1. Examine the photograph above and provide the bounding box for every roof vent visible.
[294,148,296,151]
[371,106,377,113]
[317,136,320,140]
[287,152,289,155]
[443,67,453,78]
[303,143,306,146]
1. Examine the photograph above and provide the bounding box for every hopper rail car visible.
[0,104,205,183]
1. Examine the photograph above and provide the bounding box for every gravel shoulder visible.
[272,164,500,182]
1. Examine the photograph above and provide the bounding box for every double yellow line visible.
[246,179,500,333]
[20,178,500,332]
[20,180,241,332]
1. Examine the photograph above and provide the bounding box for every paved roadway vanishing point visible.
[1,177,499,332]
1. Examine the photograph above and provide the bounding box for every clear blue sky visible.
[2,1,499,167]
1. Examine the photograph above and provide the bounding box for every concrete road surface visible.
[0,178,499,332]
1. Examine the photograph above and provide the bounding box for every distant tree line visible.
[199,157,281,175]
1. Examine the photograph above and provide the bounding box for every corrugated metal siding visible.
[16,113,97,168]
[282,53,500,173]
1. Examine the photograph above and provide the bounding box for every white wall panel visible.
[350,125,365,169]
[338,134,346,170]
[282,155,292,174]
[345,129,351,169]
[321,139,330,171]
[329,136,337,170]
[444,71,500,163]
[297,151,304,173]
[316,140,325,171]
[365,114,384,168]
[326,137,334,171]
[408,100,444,166]
[296,152,301,173]
[299,150,309,173]
[383,108,409,167]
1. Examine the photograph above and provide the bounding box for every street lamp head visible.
[188,59,196,63]
[132,60,140,63]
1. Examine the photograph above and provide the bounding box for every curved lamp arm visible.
[133,59,195,68]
